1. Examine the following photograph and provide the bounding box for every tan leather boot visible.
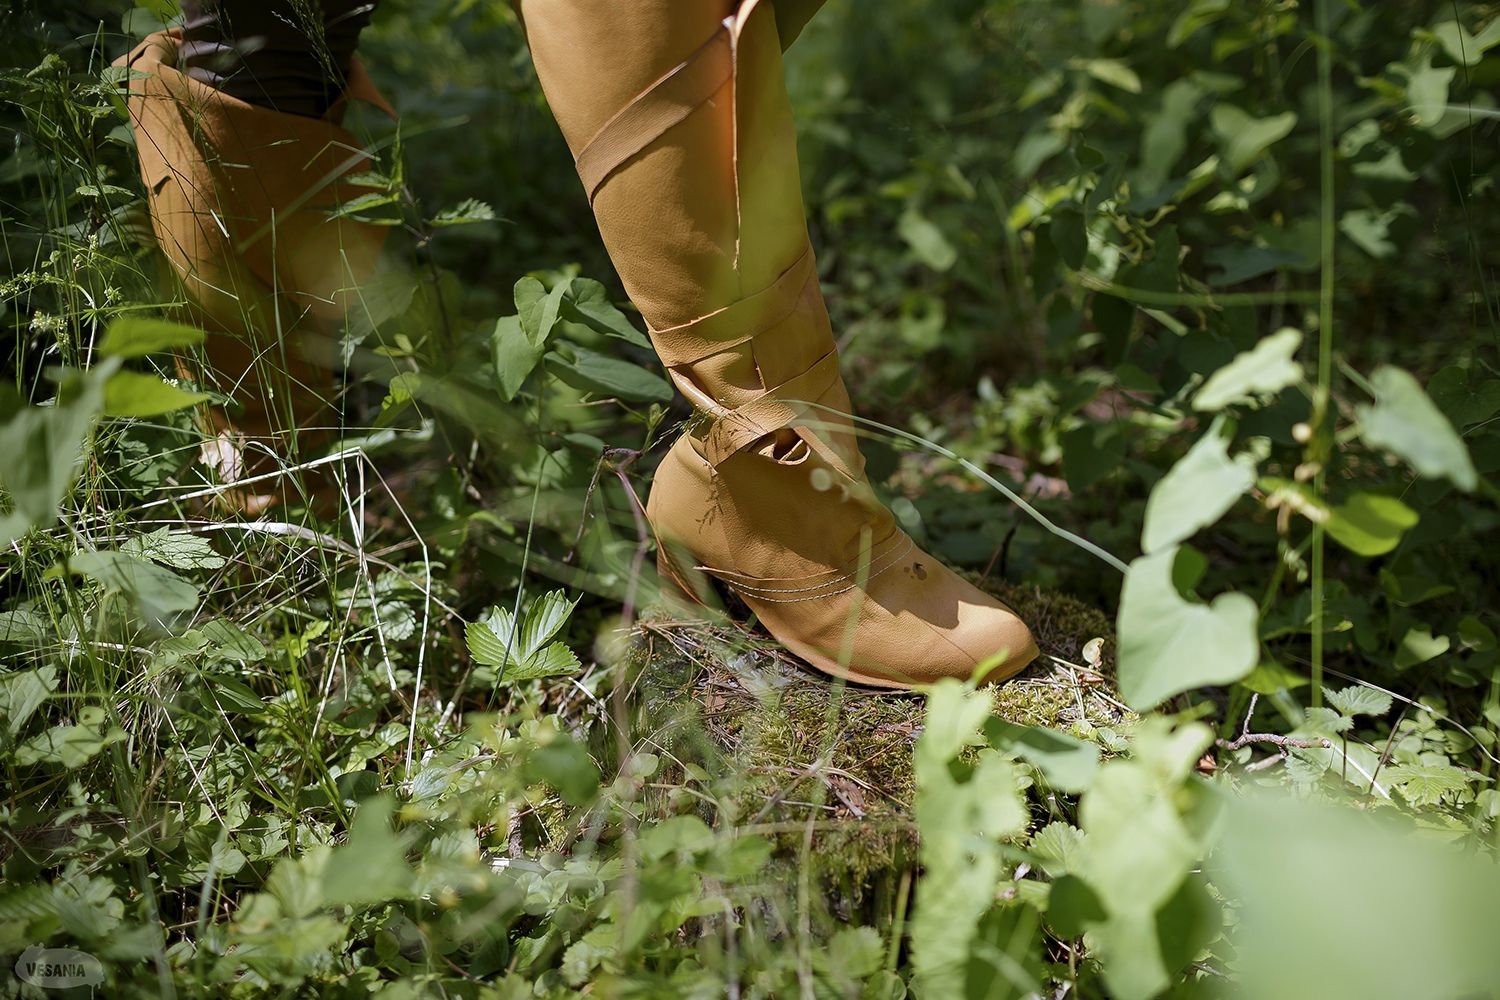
[115,31,394,513]
[520,0,1038,687]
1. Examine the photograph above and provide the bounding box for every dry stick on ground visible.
[1217,693,1332,753]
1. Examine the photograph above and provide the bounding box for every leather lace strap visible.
[702,349,842,467]
[573,25,733,204]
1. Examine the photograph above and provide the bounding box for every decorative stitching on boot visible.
[700,530,914,595]
[713,535,916,605]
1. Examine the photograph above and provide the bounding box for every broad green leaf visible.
[505,642,581,681]
[1138,79,1204,191]
[1077,57,1141,93]
[1167,0,1228,47]
[0,666,58,735]
[0,365,108,544]
[1210,105,1297,175]
[1322,684,1393,718]
[562,279,651,348]
[321,797,413,906]
[98,316,204,357]
[102,370,209,418]
[466,607,518,667]
[15,722,124,768]
[68,549,200,626]
[1193,327,1303,411]
[1239,659,1308,694]
[1432,17,1500,66]
[1358,365,1477,490]
[515,275,570,345]
[1049,204,1088,270]
[985,718,1099,793]
[1046,874,1105,938]
[523,732,600,806]
[546,345,673,403]
[1141,421,1257,553]
[1117,545,1259,709]
[1340,204,1413,259]
[897,206,957,272]
[1402,51,1456,129]
[1427,364,1500,427]
[122,528,226,569]
[1394,626,1449,670]
[1326,492,1418,556]
[198,619,267,662]
[1205,245,1306,287]
[0,608,50,644]
[492,315,545,401]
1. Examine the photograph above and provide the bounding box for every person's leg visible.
[178,0,377,118]
[517,0,1037,686]
[115,3,391,512]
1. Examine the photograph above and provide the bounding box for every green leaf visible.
[466,607,518,667]
[1205,245,1306,287]
[122,528,226,569]
[15,721,124,768]
[1384,763,1472,807]
[1117,545,1259,709]
[1322,685,1393,718]
[67,549,200,626]
[1046,874,1106,938]
[546,345,673,402]
[897,206,957,272]
[1358,365,1477,490]
[1432,18,1500,67]
[1141,420,1257,553]
[0,666,58,735]
[1326,492,1418,557]
[519,590,578,661]
[1193,327,1302,411]
[97,316,204,358]
[321,797,413,906]
[492,315,545,402]
[505,642,581,681]
[0,365,107,543]
[1030,821,1085,875]
[198,619,267,662]
[1078,57,1141,93]
[1402,50,1456,129]
[1210,105,1297,174]
[1394,626,1449,670]
[1427,365,1500,428]
[102,370,209,418]
[985,718,1099,793]
[562,279,651,348]
[515,276,570,345]
[1049,203,1088,271]
[1239,659,1308,694]
[428,197,496,227]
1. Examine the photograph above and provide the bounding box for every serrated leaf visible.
[98,316,205,357]
[122,528,226,569]
[1322,685,1393,718]
[466,608,518,667]
[1358,366,1476,490]
[198,619,267,662]
[1384,763,1473,807]
[1326,492,1418,557]
[103,370,209,418]
[1141,420,1257,553]
[1193,327,1302,411]
[1117,545,1259,709]
[506,643,581,681]
[1029,821,1085,875]
[429,197,496,227]
[519,590,577,662]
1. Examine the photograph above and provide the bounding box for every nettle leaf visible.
[546,344,673,402]
[1358,366,1476,491]
[1117,545,1259,709]
[492,315,545,402]
[102,370,209,418]
[1192,327,1302,411]
[97,316,204,357]
[122,528,226,569]
[1384,763,1473,807]
[1141,420,1257,554]
[562,279,651,348]
[1326,492,1418,557]
[1323,685,1393,719]
[1210,104,1297,174]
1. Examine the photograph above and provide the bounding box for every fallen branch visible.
[1216,733,1332,751]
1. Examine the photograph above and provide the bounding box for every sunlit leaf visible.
[1326,492,1418,557]
[1193,327,1302,411]
[98,316,205,357]
[1358,365,1477,490]
[102,370,209,418]
[1141,420,1257,553]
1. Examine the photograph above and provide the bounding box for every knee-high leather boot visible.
[114,31,393,512]
[519,0,1038,687]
